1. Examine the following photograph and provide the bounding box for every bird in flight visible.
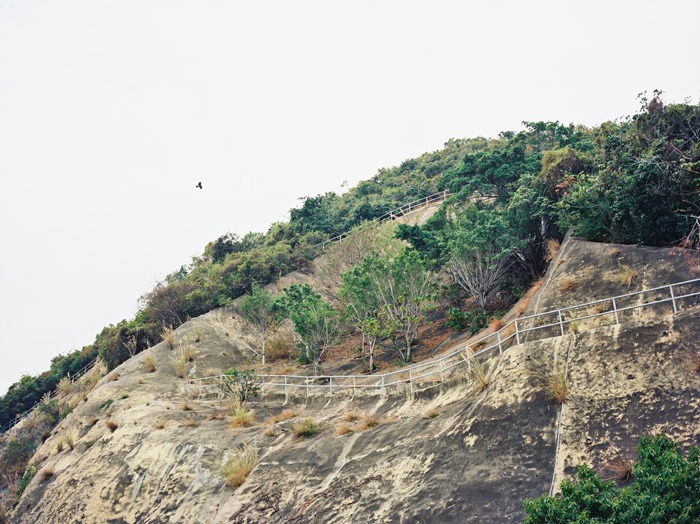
[196,182,203,189]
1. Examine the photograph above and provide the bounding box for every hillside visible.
[6,235,699,523]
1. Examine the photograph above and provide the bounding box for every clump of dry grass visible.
[206,411,226,421]
[341,411,360,423]
[173,356,189,379]
[143,352,157,373]
[161,326,176,349]
[108,372,119,382]
[423,409,440,419]
[229,408,255,428]
[181,343,196,362]
[603,457,634,481]
[153,420,166,430]
[192,326,201,343]
[545,238,561,262]
[266,336,294,362]
[60,432,76,451]
[569,321,581,334]
[689,352,700,374]
[462,354,489,393]
[263,425,278,437]
[619,264,637,286]
[335,424,354,436]
[182,416,199,428]
[180,401,193,411]
[536,370,568,404]
[57,376,74,396]
[55,440,64,453]
[38,467,55,482]
[292,418,325,439]
[357,414,380,431]
[559,276,581,293]
[105,419,119,432]
[221,446,258,489]
[272,409,299,423]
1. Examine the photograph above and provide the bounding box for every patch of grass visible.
[341,411,361,423]
[603,457,634,482]
[192,326,201,343]
[61,432,76,451]
[462,354,489,393]
[143,352,157,373]
[272,409,299,423]
[108,372,119,382]
[105,419,119,432]
[544,238,561,262]
[180,343,196,362]
[263,425,278,437]
[423,409,440,419]
[559,276,581,293]
[119,393,129,400]
[55,440,64,453]
[173,356,189,379]
[153,420,166,430]
[221,446,258,489]
[536,370,568,404]
[619,264,637,286]
[357,414,380,431]
[161,326,176,350]
[99,398,114,410]
[57,376,74,396]
[38,466,54,483]
[292,418,325,439]
[182,416,199,428]
[335,424,354,436]
[180,401,193,411]
[266,336,294,362]
[206,411,226,421]
[569,321,581,334]
[229,408,255,428]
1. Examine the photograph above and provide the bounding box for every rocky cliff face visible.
[10,238,700,523]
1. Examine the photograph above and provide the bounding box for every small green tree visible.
[221,368,260,406]
[282,284,339,373]
[240,284,285,365]
[524,434,700,523]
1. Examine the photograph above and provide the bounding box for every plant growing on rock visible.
[221,368,260,406]
[292,418,326,439]
[240,284,286,365]
[220,446,258,489]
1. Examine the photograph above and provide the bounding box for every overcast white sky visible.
[0,0,698,395]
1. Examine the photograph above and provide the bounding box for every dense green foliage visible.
[524,434,700,523]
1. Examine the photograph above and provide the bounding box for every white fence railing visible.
[316,190,451,251]
[1,357,99,434]
[187,277,700,399]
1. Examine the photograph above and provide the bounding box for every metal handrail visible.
[187,277,700,398]
[1,356,99,434]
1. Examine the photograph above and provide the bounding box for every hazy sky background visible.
[1,0,698,395]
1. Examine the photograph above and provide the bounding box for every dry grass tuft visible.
[221,446,258,489]
[105,419,119,432]
[57,376,74,396]
[689,352,700,374]
[357,414,381,431]
[229,408,254,428]
[266,336,295,362]
[205,411,226,421]
[161,326,176,350]
[603,457,634,481]
[61,432,76,451]
[173,356,189,379]
[153,420,166,430]
[180,401,193,411]
[108,372,119,382]
[263,425,278,437]
[545,238,561,262]
[463,354,489,393]
[423,410,440,419]
[292,418,325,439]
[182,416,199,428]
[536,370,568,404]
[55,440,64,453]
[341,411,361,423]
[569,321,581,334]
[180,343,196,362]
[335,424,354,436]
[272,409,299,423]
[619,265,637,286]
[143,352,157,373]
[38,467,55,482]
[559,276,581,293]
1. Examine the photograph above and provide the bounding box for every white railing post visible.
[329,377,333,396]
[440,359,445,383]
[381,375,386,395]
[409,368,414,394]
[353,376,356,396]
[612,297,620,324]
[669,285,678,313]
[515,319,521,344]
[284,376,288,396]
[497,331,502,354]
[558,310,565,336]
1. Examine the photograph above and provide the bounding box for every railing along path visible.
[1,357,99,434]
[187,277,700,398]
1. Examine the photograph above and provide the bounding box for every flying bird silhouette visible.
[196,182,203,189]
